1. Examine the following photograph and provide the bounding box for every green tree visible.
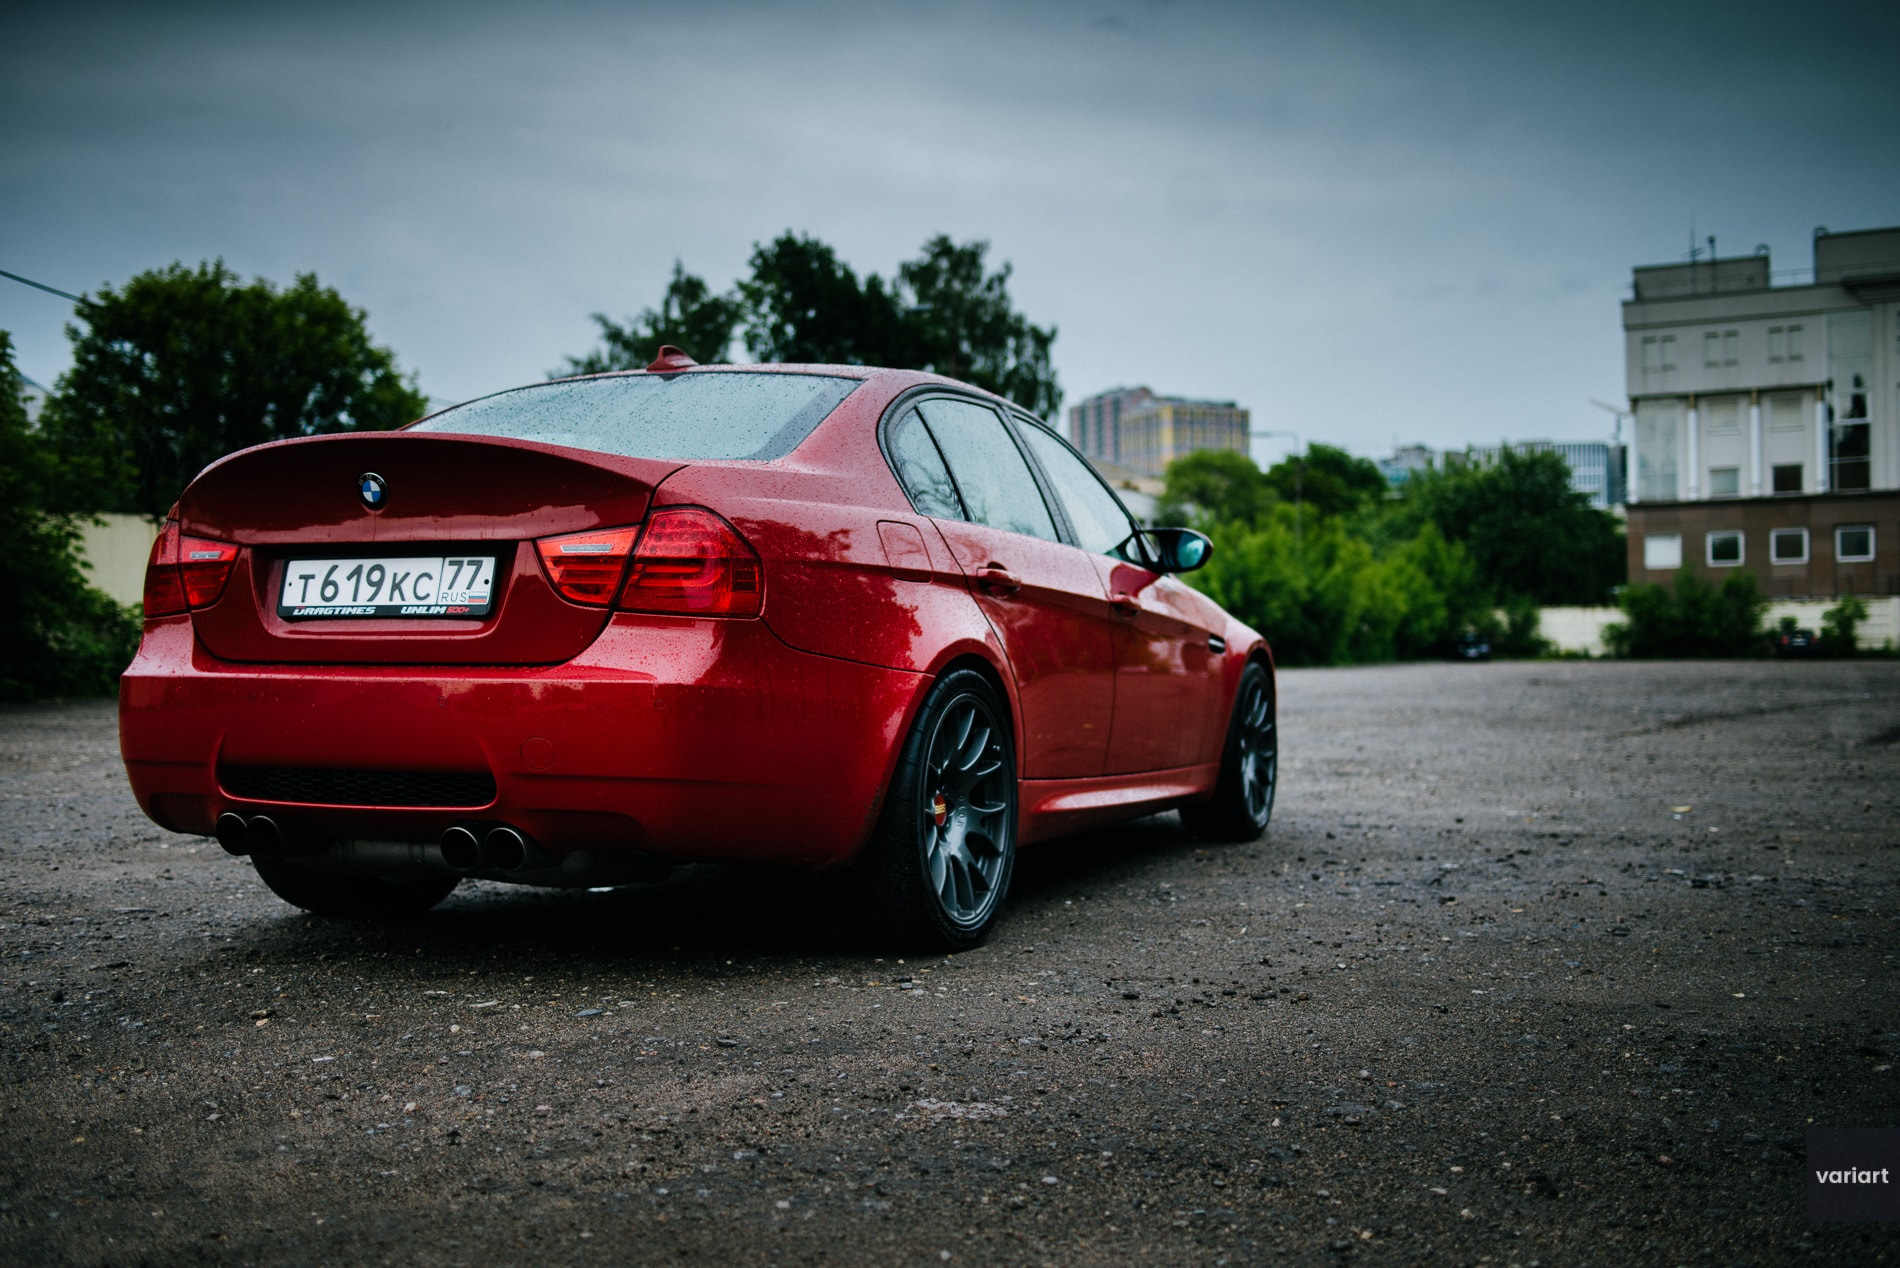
[1263,443,1388,521]
[894,236,1060,417]
[561,260,742,373]
[1183,503,1484,667]
[0,331,140,700]
[1156,449,1274,527]
[41,261,425,517]
[738,232,905,367]
[734,232,1061,415]
[1394,447,1624,605]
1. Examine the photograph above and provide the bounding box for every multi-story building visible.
[1622,226,1900,597]
[1068,386,1250,478]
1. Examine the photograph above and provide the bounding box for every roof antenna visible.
[646,345,698,373]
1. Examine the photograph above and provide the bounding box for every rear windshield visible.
[410,371,860,461]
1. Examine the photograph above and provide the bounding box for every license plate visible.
[279,555,498,619]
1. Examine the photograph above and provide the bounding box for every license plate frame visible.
[278,554,499,620]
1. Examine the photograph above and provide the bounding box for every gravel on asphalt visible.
[1,659,1896,1265]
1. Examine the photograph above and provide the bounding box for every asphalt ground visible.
[1,659,1897,1266]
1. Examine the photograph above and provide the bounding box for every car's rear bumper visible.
[120,614,924,868]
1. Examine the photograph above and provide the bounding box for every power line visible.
[0,269,81,302]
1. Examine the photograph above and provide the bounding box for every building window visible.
[1769,325,1807,362]
[1769,528,1809,564]
[1833,420,1871,491]
[1836,525,1876,563]
[1635,399,1681,501]
[1704,332,1721,367]
[1704,397,1742,435]
[1723,330,1738,365]
[1708,466,1741,497]
[1767,392,1807,431]
[1707,531,1744,566]
[1644,533,1682,570]
[1772,463,1803,493]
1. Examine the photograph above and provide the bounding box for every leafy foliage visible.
[1392,448,1625,605]
[1156,442,1609,665]
[41,261,425,517]
[893,236,1060,418]
[570,233,1061,415]
[0,332,140,700]
[1262,444,1387,521]
[562,261,743,372]
[1187,505,1486,667]
[1602,571,1767,658]
[1154,449,1273,527]
[1819,594,1870,657]
[737,233,905,367]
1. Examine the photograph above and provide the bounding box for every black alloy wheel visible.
[1180,660,1277,842]
[864,668,1017,950]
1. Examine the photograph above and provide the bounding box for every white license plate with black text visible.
[279,555,497,619]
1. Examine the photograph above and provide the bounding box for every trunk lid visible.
[177,431,679,665]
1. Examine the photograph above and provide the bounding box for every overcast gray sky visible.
[4,0,1895,463]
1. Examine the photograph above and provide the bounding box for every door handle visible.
[974,565,1021,596]
[1109,592,1140,617]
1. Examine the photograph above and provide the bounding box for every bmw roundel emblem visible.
[357,472,388,510]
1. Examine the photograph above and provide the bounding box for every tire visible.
[862,668,1017,951]
[251,854,459,919]
[1180,660,1277,842]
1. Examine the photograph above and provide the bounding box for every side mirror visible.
[1145,527,1213,574]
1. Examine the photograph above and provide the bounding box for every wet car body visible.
[120,356,1275,944]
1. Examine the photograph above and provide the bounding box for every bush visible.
[1603,571,1767,658]
[0,331,142,700]
[1185,509,1485,667]
[1819,595,1870,657]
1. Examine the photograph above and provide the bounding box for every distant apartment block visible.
[1068,386,1250,478]
[1623,225,1900,598]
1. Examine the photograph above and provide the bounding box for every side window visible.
[1015,420,1141,558]
[915,399,1059,542]
[886,407,964,519]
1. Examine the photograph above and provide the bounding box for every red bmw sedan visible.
[120,349,1276,948]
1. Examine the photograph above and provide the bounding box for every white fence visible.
[75,513,159,607]
[1539,599,1900,656]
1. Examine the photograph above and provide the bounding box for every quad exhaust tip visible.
[439,825,482,872]
[216,812,284,857]
[485,825,529,872]
[437,823,537,874]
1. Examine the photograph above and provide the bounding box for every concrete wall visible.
[1539,597,1899,656]
[1539,607,1621,657]
[75,513,158,607]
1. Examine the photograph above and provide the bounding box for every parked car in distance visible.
[1774,626,1818,657]
[120,349,1277,949]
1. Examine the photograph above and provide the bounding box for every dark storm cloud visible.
[3,0,1895,452]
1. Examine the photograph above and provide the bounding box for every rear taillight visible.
[535,526,640,606]
[618,507,762,618]
[142,521,239,615]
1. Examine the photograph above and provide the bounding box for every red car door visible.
[1011,420,1221,774]
[887,399,1116,779]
